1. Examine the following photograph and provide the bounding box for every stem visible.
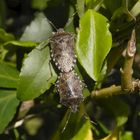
[121,29,136,92]
[91,85,123,98]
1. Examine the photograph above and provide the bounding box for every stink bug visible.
[49,29,76,73]
[56,71,84,112]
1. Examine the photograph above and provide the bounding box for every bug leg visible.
[35,41,49,51]
[83,113,97,125]
[61,109,72,133]
[46,59,54,82]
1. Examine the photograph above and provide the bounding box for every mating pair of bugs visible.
[49,29,85,112]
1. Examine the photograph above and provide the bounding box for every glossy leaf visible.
[85,0,94,9]
[3,40,37,48]
[85,0,104,11]
[104,0,122,14]
[31,0,47,10]
[52,105,93,140]
[0,90,19,133]
[64,5,75,32]
[24,117,43,135]
[20,12,52,42]
[71,119,93,140]
[99,97,129,127]
[76,10,112,81]
[101,128,119,140]
[130,0,140,17]
[0,28,15,43]
[114,100,129,127]
[120,131,134,140]
[0,62,19,88]
[111,0,135,21]
[17,41,57,100]
[76,0,85,17]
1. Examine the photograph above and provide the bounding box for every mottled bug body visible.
[56,71,84,112]
[49,29,85,112]
[50,29,76,72]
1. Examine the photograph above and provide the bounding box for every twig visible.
[92,80,140,98]
[91,85,123,98]
[121,29,136,92]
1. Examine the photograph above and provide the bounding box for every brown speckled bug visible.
[56,71,84,112]
[49,29,76,73]
[49,29,85,112]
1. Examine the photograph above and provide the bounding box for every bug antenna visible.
[65,12,77,28]
[83,113,97,125]
[61,109,72,133]
[48,19,58,31]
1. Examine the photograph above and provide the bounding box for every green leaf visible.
[85,0,104,11]
[101,128,119,140]
[0,46,8,60]
[52,106,92,140]
[0,0,6,28]
[64,5,75,32]
[24,117,43,135]
[71,119,93,140]
[76,10,112,81]
[104,0,122,14]
[17,41,57,100]
[85,0,94,9]
[120,131,134,140]
[114,100,129,127]
[130,0,140,17]
[110,7,124,21]
[3,40,37,48]
[0,62,19,88]
[0,28,15,43]
[31,0,47,10]
[76,0,85,17]
[94,61,107,89]
[111,0,135,21]
[0,90,19,133]
[98,97,129,127]
[20,12,53,42]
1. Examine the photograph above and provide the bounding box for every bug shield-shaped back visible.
[56,71,84,112]
[50,29,76,72]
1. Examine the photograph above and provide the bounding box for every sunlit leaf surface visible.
[76,9,112,81]
[17,42,57,100]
